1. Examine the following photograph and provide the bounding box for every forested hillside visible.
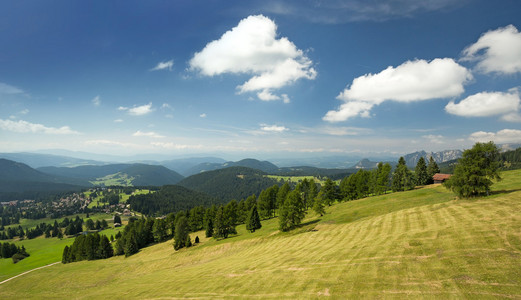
[178,166,279,201]
[127,185,218,216]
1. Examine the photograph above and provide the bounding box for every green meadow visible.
[1,170,521,298]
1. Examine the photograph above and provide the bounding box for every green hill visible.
[38,163,184,187]
[183,158,279,176]
[2,170,521,298]
[0,159,86,199]
[127,185,219,216]
[178,166,278,201]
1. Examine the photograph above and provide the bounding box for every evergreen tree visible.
[319,178,339,206]
[152,218,168,243]
[444,142,501,198]
[276,182,291,211]
[205,217,213,238]
[195,236,200,243]
[185,235,192,248]
[375,162,392,195]
[62,246,70,264]
[246,205,262,233]
[427,156,440,184]
[99,235,113,259]
[124,235,138,257]
[392,157,415,192]
[213,205,235,239]
[415,157,429,186]
[278,190,306,232]
[173,216,189,250]
[312,195,325,216]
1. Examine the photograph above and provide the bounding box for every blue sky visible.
[1,0,520,160]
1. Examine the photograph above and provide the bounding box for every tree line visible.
[0,242,29,263]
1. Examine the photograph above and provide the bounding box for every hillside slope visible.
[2,170,521,298]
[38,163,184,186]
[178,166,278,201]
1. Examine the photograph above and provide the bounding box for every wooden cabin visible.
[433,173,452,184]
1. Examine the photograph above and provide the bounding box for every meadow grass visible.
[1,170,521,298]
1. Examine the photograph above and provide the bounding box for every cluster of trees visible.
[113,217,171,257]
[63,216,85,236]
[0,242,29,263]
[26,221,63,239]
[62,232,113,263]
[499,147,521,170]
[0,225,24,240]
[85,218,109,231]
[0,205,21,226]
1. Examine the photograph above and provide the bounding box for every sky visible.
[1,0,520,160]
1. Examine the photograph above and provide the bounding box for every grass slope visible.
[2,170,521,298]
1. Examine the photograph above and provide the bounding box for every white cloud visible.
[150,60,174,71]
[445,89,520,119]
[462,25,521,74]
[118,103,154,116]
[92,95,101,107]
[0,82,24,94]
[132,130,164,138]
[189,15,316,102]
[469,129,521,144]
[19,109,29,115]
[260,124,288,132]
[501,113,521,123]
[200,113,207,118]
[324,58,472,122]
[0,119,79,135]
[114,119,124,123]
[161,103,173,110]
[422,134,445,144]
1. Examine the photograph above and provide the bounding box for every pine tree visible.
[278,190,306,232]
[415,157,429,186]
[174,216,189,250]
[392,157,415,192]
[319,178,339,206]
[195,236,200,243]
[427,156,440,184]
[185,235,192,248]
[312,196,325,216]
[62,246,70,264]
[124,235,138,257]
[246,205,262,233]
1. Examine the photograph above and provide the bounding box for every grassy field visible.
[0,212,123,282]
[1,170,521,298]
[89,172,134,186]
[87,189,150,208]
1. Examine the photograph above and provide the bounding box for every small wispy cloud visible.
[0,82,24,94]
[114,119,124,123]
[118,103,154,116]
[200,113,207,118]
[92,95,101,107]
[133,130,165,138]
[150,60,174,71]
[0,119,80,135]
[260,124,288,133]
[19,109,29,115]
